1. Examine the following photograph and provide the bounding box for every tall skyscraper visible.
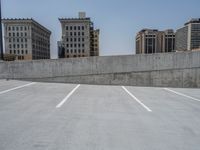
[136,29,175,54]
[175,18,200,51]
[58,12,100,58]
[2,18,51,60]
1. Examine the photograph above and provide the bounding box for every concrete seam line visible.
[0,82,36,95]
[122,86,152,112]
[56,84,81,108]
[164,88,200,102]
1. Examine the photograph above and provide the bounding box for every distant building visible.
[136,29,175,54]
[2,18,51,60]
[175,18,200,51]
[58,12,100,58]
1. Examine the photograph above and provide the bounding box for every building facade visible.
[175,18,200,51]
[136,29,175,54]
[2,18,51,60]
[58,12,99,58]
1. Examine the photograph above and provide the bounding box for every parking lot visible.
[0,79,200,150]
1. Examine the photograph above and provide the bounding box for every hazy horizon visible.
[1,0,200,58]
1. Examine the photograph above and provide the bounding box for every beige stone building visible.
[136,29,175,54]
[2,18,51,60]
[58,12,99,58]
[175,18,200,51]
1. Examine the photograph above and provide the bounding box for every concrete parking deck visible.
[0,79,200,150]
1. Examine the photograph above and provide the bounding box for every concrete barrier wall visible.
[0,51,200,88]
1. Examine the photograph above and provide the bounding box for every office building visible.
[58,12,100,58]
[136,29,175,54]
[175,18,200,51]
[2,18,51,60]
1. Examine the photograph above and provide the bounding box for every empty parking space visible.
[0,80,200,150]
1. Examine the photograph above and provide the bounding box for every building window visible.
[10,50,12,54]
[25,50,28,54]
[70,26,72,30]
[8,27,11,31]
[17,50,20,54]
[82,26,84,30]
[20,26,23,31]
[66,26,68,30]
[22,50,24,54]
[78,26,80,30]
[82,38,84,42]
[12,27,15,31]
[74,26,76,30]
[82,32,84,36]
[13,33,15,36]
[82,49,85,53]
[9,33,11,36]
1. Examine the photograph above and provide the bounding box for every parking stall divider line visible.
[164,88,200,102]
[56,84,81,108]
[0,82,36,95]
[122,86,152,112]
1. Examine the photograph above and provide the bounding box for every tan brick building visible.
[2,18,51,60]
[58,12,100,58]
[136,29,175,54]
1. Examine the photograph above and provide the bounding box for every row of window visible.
[8,38,27,43]
[7,26,29,31]
[9,44,28,49]
[66,26,85,31]
[65,37,85,42]
[10,50,28,55]
[8,32,28,37]
[65,32,85,36]
[65,49,85,53]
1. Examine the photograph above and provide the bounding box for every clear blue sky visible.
[2,0,200,58]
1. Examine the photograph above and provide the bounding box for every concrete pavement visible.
[0,79,200,150]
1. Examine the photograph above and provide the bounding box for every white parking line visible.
[56,84,80,108]
[122,86,152,112]
[0,82,36,95]
[164,88,200,102]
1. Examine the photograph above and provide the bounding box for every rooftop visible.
[2,18,51,34]
[185,18,200,25]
